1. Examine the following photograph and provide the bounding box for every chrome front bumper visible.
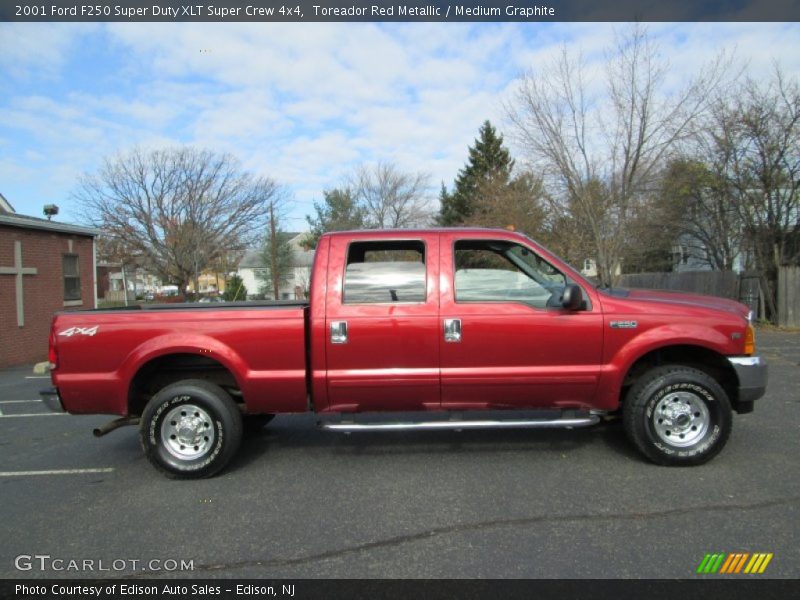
[728,356,768,405]
[39,387,65,413]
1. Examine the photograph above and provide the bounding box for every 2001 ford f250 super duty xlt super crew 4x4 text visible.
[41,229,767,477]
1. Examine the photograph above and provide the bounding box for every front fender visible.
[595,323,737,410]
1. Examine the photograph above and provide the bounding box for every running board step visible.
[321,415,599,432]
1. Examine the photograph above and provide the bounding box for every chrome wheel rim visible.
[653,391,710,447]
[160,404,215,460]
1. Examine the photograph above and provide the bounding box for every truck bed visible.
[51,302,309,416]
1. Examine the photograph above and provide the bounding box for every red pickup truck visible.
[42,229,767,478]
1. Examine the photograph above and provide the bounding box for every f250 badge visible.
[610,320,638,329]
[59,326,99,337]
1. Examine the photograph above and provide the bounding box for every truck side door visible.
[324,235,440,412]
[439,232,603,409]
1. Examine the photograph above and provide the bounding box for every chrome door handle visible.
[444,318,461,343]
[330,321,348,344]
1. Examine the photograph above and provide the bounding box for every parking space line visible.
[24,376,50,379]
[0,400,41,404]
[0,413,66,418]
[0,468,114,477]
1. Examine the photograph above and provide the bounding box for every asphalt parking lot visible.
[1,329,798,580]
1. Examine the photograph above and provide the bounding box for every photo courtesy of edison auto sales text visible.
[14,584,295,596]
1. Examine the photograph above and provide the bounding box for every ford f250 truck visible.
[41,229,768,478]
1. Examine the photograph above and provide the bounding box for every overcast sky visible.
[1,22,798,230]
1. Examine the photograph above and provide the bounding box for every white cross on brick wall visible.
[0,241,38,327]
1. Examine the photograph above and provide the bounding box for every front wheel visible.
[623,366,732,466]
[140,379,243,478]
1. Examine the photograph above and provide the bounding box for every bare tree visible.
[507,26,724,285]
[74,147,282,295]
[653,159,743,272]
[706,67,800,320]
[352,162,432,228]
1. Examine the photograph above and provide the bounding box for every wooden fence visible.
[617,270,757,314]
[618,268,799,327]
[617,271,740,299]
[778,266,800,328]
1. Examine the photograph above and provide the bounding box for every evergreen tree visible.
[438,120,515,226]
[436,182,454,225]
[223,274,247,301]
[302,187,365,249]
[257,201,293,300]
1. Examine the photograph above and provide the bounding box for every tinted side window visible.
[344,241,426,304]
[454,240,566,309]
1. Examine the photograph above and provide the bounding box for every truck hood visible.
[620,288,751,320]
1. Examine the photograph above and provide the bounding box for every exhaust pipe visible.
[93,417,140,437]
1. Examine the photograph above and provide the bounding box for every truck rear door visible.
[324,234,440,412]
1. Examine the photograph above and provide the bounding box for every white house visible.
[236,233,314,300]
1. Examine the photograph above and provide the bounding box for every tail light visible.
[48,324,58,370]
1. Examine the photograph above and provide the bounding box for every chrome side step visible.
[321,415,599,432]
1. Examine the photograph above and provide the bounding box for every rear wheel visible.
[140,379,243,478]
[623,366,732,466]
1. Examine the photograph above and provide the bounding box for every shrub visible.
[223,275,248,301]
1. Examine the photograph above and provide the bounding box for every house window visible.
[63,254,81,301]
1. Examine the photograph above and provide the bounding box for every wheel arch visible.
[620,344,739,410]
[126,350,244,417]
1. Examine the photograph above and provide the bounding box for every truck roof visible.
[322,227,526,238]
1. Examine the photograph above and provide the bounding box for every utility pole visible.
[270,202,279,300]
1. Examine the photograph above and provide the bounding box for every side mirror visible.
[561,284,584,311]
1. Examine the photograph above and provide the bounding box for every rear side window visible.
[344,241,426,304]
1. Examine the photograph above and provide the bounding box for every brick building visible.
[0,194,99,368]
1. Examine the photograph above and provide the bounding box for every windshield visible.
[515,234,588,287]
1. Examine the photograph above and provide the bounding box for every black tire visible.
[623,365,732,466]
[140,379,243,479]
[243,413,275,434]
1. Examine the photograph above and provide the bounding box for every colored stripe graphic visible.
[722,553,737,573]
[758,554,773,573]
[734,553,749,573]
[702,553,725,574]
[719,554,736,574]
[745,554,761,574]
[699,552,773,575]
[712,554,726,573]
[697,554,713,574]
